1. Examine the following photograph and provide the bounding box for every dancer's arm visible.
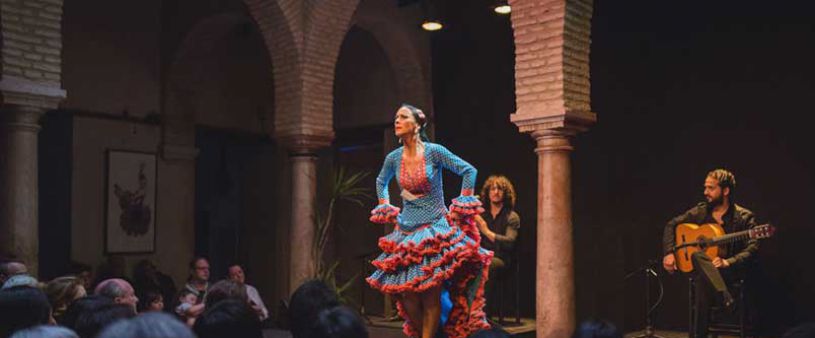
[428,144,477,196]
[370,151,400,224]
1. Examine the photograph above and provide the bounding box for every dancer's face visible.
[394,107,418,139]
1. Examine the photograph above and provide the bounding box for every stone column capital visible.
[511,109,596,136]
[531,129,575,154]
[0,76,66,110]
[279,133,334,155]
[0,104,46,133]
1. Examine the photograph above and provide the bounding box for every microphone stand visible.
[625,260,666,338]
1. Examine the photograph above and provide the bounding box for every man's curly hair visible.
[480,175,516,210]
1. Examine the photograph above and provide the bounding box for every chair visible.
[688,277,750,338]
[493,241,521,326]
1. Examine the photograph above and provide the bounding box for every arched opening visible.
[165,12,280,304]
[329,24,401,317]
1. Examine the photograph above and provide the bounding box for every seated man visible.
[228,264,269,321]
[94,278,139,312]
[0,258,27,286]
[475,175,520,272]
[662,169,760,338]
[475,175,520,318]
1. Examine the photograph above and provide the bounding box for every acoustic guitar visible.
[674,223,775,273]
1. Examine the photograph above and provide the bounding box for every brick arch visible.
[288,0,361,140]
[168,12,254,88]
[244,0,305,141]
[352,15,431,113]
[163,11,277,143]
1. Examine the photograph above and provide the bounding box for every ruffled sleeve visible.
[370,203,400,224]
[449,194,484,216]
[448,194,484,244]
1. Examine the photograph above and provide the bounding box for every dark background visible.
[428,0,815,334]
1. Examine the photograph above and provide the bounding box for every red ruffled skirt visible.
[366,213,492,338]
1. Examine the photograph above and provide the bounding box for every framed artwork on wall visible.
[105,150,157,253]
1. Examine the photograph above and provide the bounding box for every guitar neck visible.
[710,230,751,245]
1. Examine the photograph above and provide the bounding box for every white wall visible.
[71,116,194,285]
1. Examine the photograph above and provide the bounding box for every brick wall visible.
[1,0,63,86]
[510,0,593,119]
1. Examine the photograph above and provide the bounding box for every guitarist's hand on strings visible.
[662,253,677,273]
[713,257,730,268]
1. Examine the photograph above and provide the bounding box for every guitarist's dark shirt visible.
[663,201,759,268]
[480,207,520,264]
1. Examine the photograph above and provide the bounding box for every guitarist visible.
[662,169,759,338]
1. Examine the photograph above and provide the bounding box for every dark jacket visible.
[663,201,759,267]
[481,208,520,263]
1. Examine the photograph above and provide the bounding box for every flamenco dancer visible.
[366,104,493,338]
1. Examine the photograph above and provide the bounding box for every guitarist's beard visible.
[706,193,724,207]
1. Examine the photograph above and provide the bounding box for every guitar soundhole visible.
[681,235,689,260]
[697,235,708,249]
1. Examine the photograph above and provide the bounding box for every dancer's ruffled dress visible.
[366,142,493,338]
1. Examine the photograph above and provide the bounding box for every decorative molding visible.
[511,109,596,134]
[0,76,66,109]
[279,133,334,154]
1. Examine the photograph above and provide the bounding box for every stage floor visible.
[263,315,538,337]
[265,327,768,338]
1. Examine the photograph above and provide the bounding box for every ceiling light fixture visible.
[494,1,511,15]
[420,0,443,32]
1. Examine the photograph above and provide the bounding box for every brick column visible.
[509,0,594,337]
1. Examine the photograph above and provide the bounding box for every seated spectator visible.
[73,303,135,338]
[193,299,262,338]
[0,286,53,338]
[59,295,112,329]
[228,264,269,321]
[205,280,248,309]
[312,306,369,338]
[97,312,196,338]
[289,279,340,338]
[45,276,87,323]
[94,279,139,312]
[132,260,176,314]
[572,319,622,338]
[184,257,210,303]
[0,259,27,286]
[174,290,200,326]
[137,289,164,313]
[9,326,78,338]
[67,262,93,292]
[176,257,209,322]
[1,275,38,290]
